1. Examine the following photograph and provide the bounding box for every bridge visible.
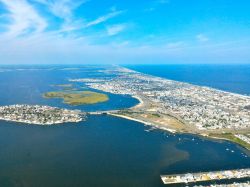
[88,110,121,115]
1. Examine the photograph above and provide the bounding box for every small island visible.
[0,105,85,125]
[43,91,109,105]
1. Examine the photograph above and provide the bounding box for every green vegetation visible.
[152,113,160,117]
[43,91,109,106]
[117,110,134,115]
[209,133,250,150]
[51,84,78,91]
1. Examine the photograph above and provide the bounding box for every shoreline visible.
[102,67,250,151]
[0,104,85,125]
[0,118,82,125]
[106,93,250,151]
[108,113,250,151]
[130,95,144,109]
[108,113,177,133]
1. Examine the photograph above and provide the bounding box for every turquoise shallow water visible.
[0,65,249,187]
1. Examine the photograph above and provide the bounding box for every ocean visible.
[126,64,250,95]
[0,65,249,187]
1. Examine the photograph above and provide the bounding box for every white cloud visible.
[196,34,209,42]
[0,0,47,37]
[85,10,124,28]
[55,9,125,34]
[34,0,86,21]
[0,0,125,41]
[33,0,87,36]
[106,24,126,36]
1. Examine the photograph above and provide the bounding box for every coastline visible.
[108,113,177,133]
[0,118,78,125]
[130,95,144,109]
[105,92,250,151]
[0,104,84,125]
[108,112,250,151]
[102,67,250,151]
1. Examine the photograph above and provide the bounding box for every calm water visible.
[127,64,250,95]
[0,65,138,111]
[0,65,249,187]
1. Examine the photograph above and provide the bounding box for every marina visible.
[160,168,250,184]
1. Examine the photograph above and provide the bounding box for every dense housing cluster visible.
[76,67,250,131]
[235,134,250,144]
[0,105,84,125]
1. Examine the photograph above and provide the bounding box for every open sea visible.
[0,65,249,187]
[127,64,250,95]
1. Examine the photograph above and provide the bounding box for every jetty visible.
[160,168,250,184]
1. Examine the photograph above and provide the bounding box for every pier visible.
[160,168,250,184]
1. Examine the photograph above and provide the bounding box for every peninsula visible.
[70,66,250,150]
[0,104,85,125]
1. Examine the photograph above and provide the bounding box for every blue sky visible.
[0,0,250,64]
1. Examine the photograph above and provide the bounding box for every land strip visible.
[71,66,250,150]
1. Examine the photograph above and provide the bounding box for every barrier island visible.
[72,66,250,150]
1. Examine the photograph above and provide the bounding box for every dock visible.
[160,168,250,184]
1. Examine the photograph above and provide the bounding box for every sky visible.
[0,0,250,64]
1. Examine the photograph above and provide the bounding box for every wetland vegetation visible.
[43,91,109,106]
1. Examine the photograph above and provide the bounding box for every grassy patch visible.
[209,133,250,150]
[151,113,160,117]
[43,91,109,105]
